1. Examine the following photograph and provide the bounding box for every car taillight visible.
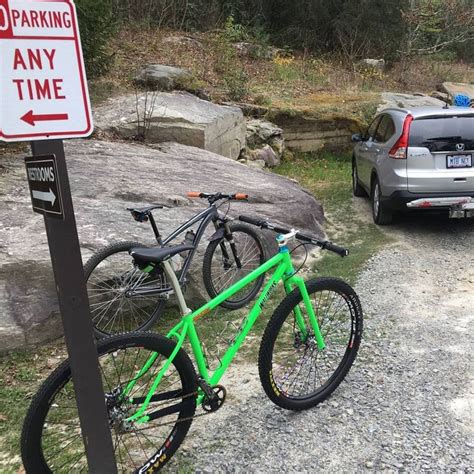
[389,114,414,159]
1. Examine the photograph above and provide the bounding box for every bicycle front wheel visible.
[84,241,168,337]
[21,333,198,473]
[258,277,363,410]
[202,223,266,309]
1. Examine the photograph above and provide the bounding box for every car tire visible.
[352,159,367,197]
[371,177,393,225]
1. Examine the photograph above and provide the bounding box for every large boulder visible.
[134,64,193,91]
[377,92,445,112]
[440,82,474,105]
[357,58,386,71]
[94,92,247,160]
[0,140,325,352]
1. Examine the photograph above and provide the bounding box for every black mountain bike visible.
[85,192,266,337]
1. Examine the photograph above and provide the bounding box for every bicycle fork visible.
[281,252,326,351]
[216,221,243,269]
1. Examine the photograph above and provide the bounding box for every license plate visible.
[447,154,472,168]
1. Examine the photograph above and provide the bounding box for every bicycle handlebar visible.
[186,192,248,202]
[239,215,349,257]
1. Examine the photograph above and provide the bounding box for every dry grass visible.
[390,58,473,91]
[95,26,473,113]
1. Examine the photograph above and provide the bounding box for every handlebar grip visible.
[187,192,202,198]
[234,193,249,201]
[239,215,267,227]
[322,241,349,257]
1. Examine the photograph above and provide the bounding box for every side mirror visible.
[352,133,363,142]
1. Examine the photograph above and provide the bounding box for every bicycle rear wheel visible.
[202,223,266,309]
[84,241,169,337]
[21,333,198,473]
[258,278,363,410]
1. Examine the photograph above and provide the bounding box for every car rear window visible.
[409,115,474,152]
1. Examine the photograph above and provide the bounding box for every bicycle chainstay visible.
[129,383,226,428]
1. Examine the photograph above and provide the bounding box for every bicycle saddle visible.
[128,205,165,222]
[130,245,194,265]
[127,204,164,214]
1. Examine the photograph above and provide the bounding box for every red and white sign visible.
[0,0,93,142]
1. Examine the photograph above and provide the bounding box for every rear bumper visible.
[383,190,474,211]
[407,196,474,209]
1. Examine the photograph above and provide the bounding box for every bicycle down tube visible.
[124,246,326,423]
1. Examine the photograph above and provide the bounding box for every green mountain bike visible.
[21,216,363,473]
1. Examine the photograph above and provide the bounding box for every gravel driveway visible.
[166,213,473,472]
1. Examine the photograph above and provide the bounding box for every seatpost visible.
[148,212,162,244]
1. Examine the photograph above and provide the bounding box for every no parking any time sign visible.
[0,0,93,141]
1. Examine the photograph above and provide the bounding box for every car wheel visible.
[352,159,367,197]
[371,177,393,225]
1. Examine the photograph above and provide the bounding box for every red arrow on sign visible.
[21,110,69,127]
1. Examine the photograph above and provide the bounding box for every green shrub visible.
[214,16,250,101]
[224,69,249,101]
[222,15,250,42]
[75,0,116,78]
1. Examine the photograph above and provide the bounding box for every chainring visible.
[201,384,227,413]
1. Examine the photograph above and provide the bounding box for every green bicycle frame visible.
[124,245,326,423]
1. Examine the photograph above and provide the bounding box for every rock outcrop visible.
[246,119,283,149]
[0,140,325,352]
[94,92,247,160]
[272,114,360,152]
[162,35,203,49]
[240,119,285,168]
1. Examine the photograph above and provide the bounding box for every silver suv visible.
[352,106,474,224]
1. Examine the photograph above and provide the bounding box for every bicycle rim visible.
[24,335,196,472]
[87,250,168,335]
[207,227,264,304]
[263,279,362,405]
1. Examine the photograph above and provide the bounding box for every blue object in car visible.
[454,94,471,107]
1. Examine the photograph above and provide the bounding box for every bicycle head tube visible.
[276,230,298,252]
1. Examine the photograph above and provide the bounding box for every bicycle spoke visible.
[86,248,168,335]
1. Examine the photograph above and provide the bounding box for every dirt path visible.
[166,211,474,472]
